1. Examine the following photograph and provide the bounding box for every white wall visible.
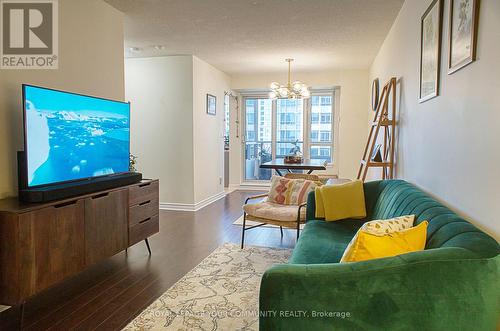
[0,0,124,198]
[125,56,195,204]
[229,70,369,186]
[192,56,231,204]
[369,0,500,240]
[125,55,230,208]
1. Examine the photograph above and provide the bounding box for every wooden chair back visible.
[284,173,320,182]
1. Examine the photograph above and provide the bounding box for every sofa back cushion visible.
[368,180,500,258]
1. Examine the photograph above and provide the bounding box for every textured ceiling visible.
[104,0,404,74]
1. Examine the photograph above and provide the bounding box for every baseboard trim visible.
[229,183,270,191]
[159,191,227,212]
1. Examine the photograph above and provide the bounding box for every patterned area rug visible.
[124,243,291,330]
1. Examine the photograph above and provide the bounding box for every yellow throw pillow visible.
[340,221,428,263]
[314,180,366,221]
[341,215,415,260]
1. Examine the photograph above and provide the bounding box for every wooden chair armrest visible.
[245,194,268,204]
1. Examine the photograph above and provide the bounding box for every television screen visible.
[23,85,130,187]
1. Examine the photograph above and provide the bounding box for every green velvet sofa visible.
[259,180,500,331]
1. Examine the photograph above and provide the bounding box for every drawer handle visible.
[92,192,109,199]
[54,200,77,208]
[139,200,151,206]
[139,182,151,188]
[139,217,151,224]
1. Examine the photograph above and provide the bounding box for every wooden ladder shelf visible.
[357,77,397,181]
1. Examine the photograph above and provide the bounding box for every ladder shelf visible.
[357,77,397,182]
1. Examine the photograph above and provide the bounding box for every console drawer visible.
[129,198,159,226]
[129,180,159,206]
[129,214,159,246]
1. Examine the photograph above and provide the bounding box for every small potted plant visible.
[284,140,303,164]
[129,154,138,172]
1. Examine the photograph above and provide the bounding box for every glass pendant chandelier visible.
[269,58,310,99]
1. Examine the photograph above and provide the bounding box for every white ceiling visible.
[104,0,404,75]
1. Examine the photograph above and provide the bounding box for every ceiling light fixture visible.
[269,58,310,99]
[129,47,142,52]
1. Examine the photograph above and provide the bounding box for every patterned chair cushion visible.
[267,176,318,205]
[243,201,306,222]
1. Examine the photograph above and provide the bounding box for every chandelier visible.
[269,58,310,99]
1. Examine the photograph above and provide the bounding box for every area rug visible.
[123,243,291,330]
[233,215,305,230]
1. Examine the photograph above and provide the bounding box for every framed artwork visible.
[206,94,216,115]
[419,0,443,103]
[371,78,380,111]
[448,0,479,74]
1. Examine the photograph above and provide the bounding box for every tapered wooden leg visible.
[241,213,246,249]
[280,226,283,238]
[145,238,151,255]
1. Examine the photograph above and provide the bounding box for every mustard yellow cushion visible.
[267,176,319,205]
[314,180,366,221]
[342,215,415,259]
[340,221,428,263]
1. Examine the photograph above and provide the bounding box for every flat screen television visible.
[22,84,131,188]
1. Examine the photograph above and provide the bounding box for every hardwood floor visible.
[0,190,297,330]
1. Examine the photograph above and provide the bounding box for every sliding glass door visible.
[309,95,333,163]
[276,99,304,158]
[243,91,335,182]
[244,98,272,181]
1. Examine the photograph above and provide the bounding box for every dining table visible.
[259,158,328,176]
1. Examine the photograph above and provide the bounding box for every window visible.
[243,98,272,180]
[246,131,255,141]
[243,91,335,181]
[279,112,299,125]
[320,113,331,124]
[276,99,303,158]
[311,112,319,124]
[309,95,333,162]
[310,130,319,141]
[320,131,330,142]
[311,146,331,158]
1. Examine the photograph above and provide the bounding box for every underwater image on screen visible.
[24,85,130,187]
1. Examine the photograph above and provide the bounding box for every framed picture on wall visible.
[419,0,443,103]
[207,94,216,115]
[448,0,480,74]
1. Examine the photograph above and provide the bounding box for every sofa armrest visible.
[305,191,316,221]
[259,252,499,331]
[362,180,386,218]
